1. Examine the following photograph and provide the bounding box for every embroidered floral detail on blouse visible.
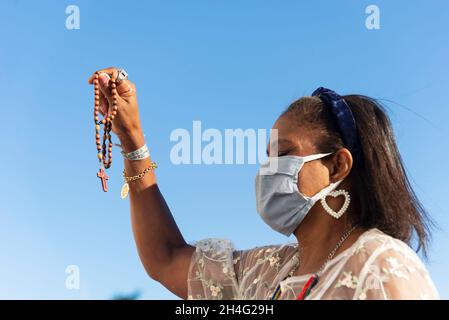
[268,254,281,268]
[335,271,359,289]
[383,257,409,280]
[253,247,284,272]
[355,242,366,254]
[198,258,204,269]
[202,279,224,299]
[209,284,222,298]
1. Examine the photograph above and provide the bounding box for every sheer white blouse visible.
[187,228,439,300]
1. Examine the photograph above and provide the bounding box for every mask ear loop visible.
[301,152,341,201]
[302,152,333,163]
[312,179,344,201]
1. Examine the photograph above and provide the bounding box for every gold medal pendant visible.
[121,182,130,199]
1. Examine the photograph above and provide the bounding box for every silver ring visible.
[116,68,128,84]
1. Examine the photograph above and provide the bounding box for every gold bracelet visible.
[120,162,157,199]
[123,162,157,182]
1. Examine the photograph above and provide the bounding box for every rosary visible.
[93,71,117,193]
[92,69,157,198]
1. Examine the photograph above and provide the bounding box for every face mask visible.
[255,152,342,236]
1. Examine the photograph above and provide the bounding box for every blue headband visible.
[312,87,363,166]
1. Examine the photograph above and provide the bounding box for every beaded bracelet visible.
[121,144,150,160]
[126,150,150,161]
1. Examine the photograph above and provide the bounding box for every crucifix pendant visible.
[97,167,109,192]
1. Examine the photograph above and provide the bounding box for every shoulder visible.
[192,238,293,253]
[191,238,297,265]
[238,242,297,274]
[337,228,439,299]
[350,228,424,265]
[193,238,235,256]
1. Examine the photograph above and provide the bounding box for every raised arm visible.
[88,68,194,299]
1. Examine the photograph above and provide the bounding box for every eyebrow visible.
[266,138,295,156]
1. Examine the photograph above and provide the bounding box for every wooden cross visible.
[97,168,109,192]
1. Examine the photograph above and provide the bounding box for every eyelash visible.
[267,149,293,157]
[277,150,292,157]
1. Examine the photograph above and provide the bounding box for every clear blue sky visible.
[1,0,448,299]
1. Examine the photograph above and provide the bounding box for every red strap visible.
[296,274,318,300]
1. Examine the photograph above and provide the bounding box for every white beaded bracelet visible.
[121,144,150,160]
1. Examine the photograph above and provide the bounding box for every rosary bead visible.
[97,146,102,151]
[110,115,115,120]
[108,147,112,152]
[96,134,100,139]
[106,117,111,122]
[93,79,99,85]
[95,124,100,131]
[101,119,106,124]
[108,152,112,158]
[111,89,117,95]
[97,153,103,160]
[111,83,117,89]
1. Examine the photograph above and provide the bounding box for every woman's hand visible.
[88,67,144,151]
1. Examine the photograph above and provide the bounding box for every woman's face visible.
[268,114,333,197]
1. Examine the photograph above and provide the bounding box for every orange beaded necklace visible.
[93,71,118,192]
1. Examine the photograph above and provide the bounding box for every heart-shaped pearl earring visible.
[320,189,351,219]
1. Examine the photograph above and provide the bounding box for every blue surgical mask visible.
[255,153,342,236]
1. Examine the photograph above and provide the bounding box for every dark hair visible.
[283,95,433,255]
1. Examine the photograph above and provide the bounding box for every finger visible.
[116,79,136,97]
[98,73,111,97]
[88,67,119,84]
[98,72,127,112]
[99,92,108,116]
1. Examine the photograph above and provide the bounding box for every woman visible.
[88,68,439,300]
